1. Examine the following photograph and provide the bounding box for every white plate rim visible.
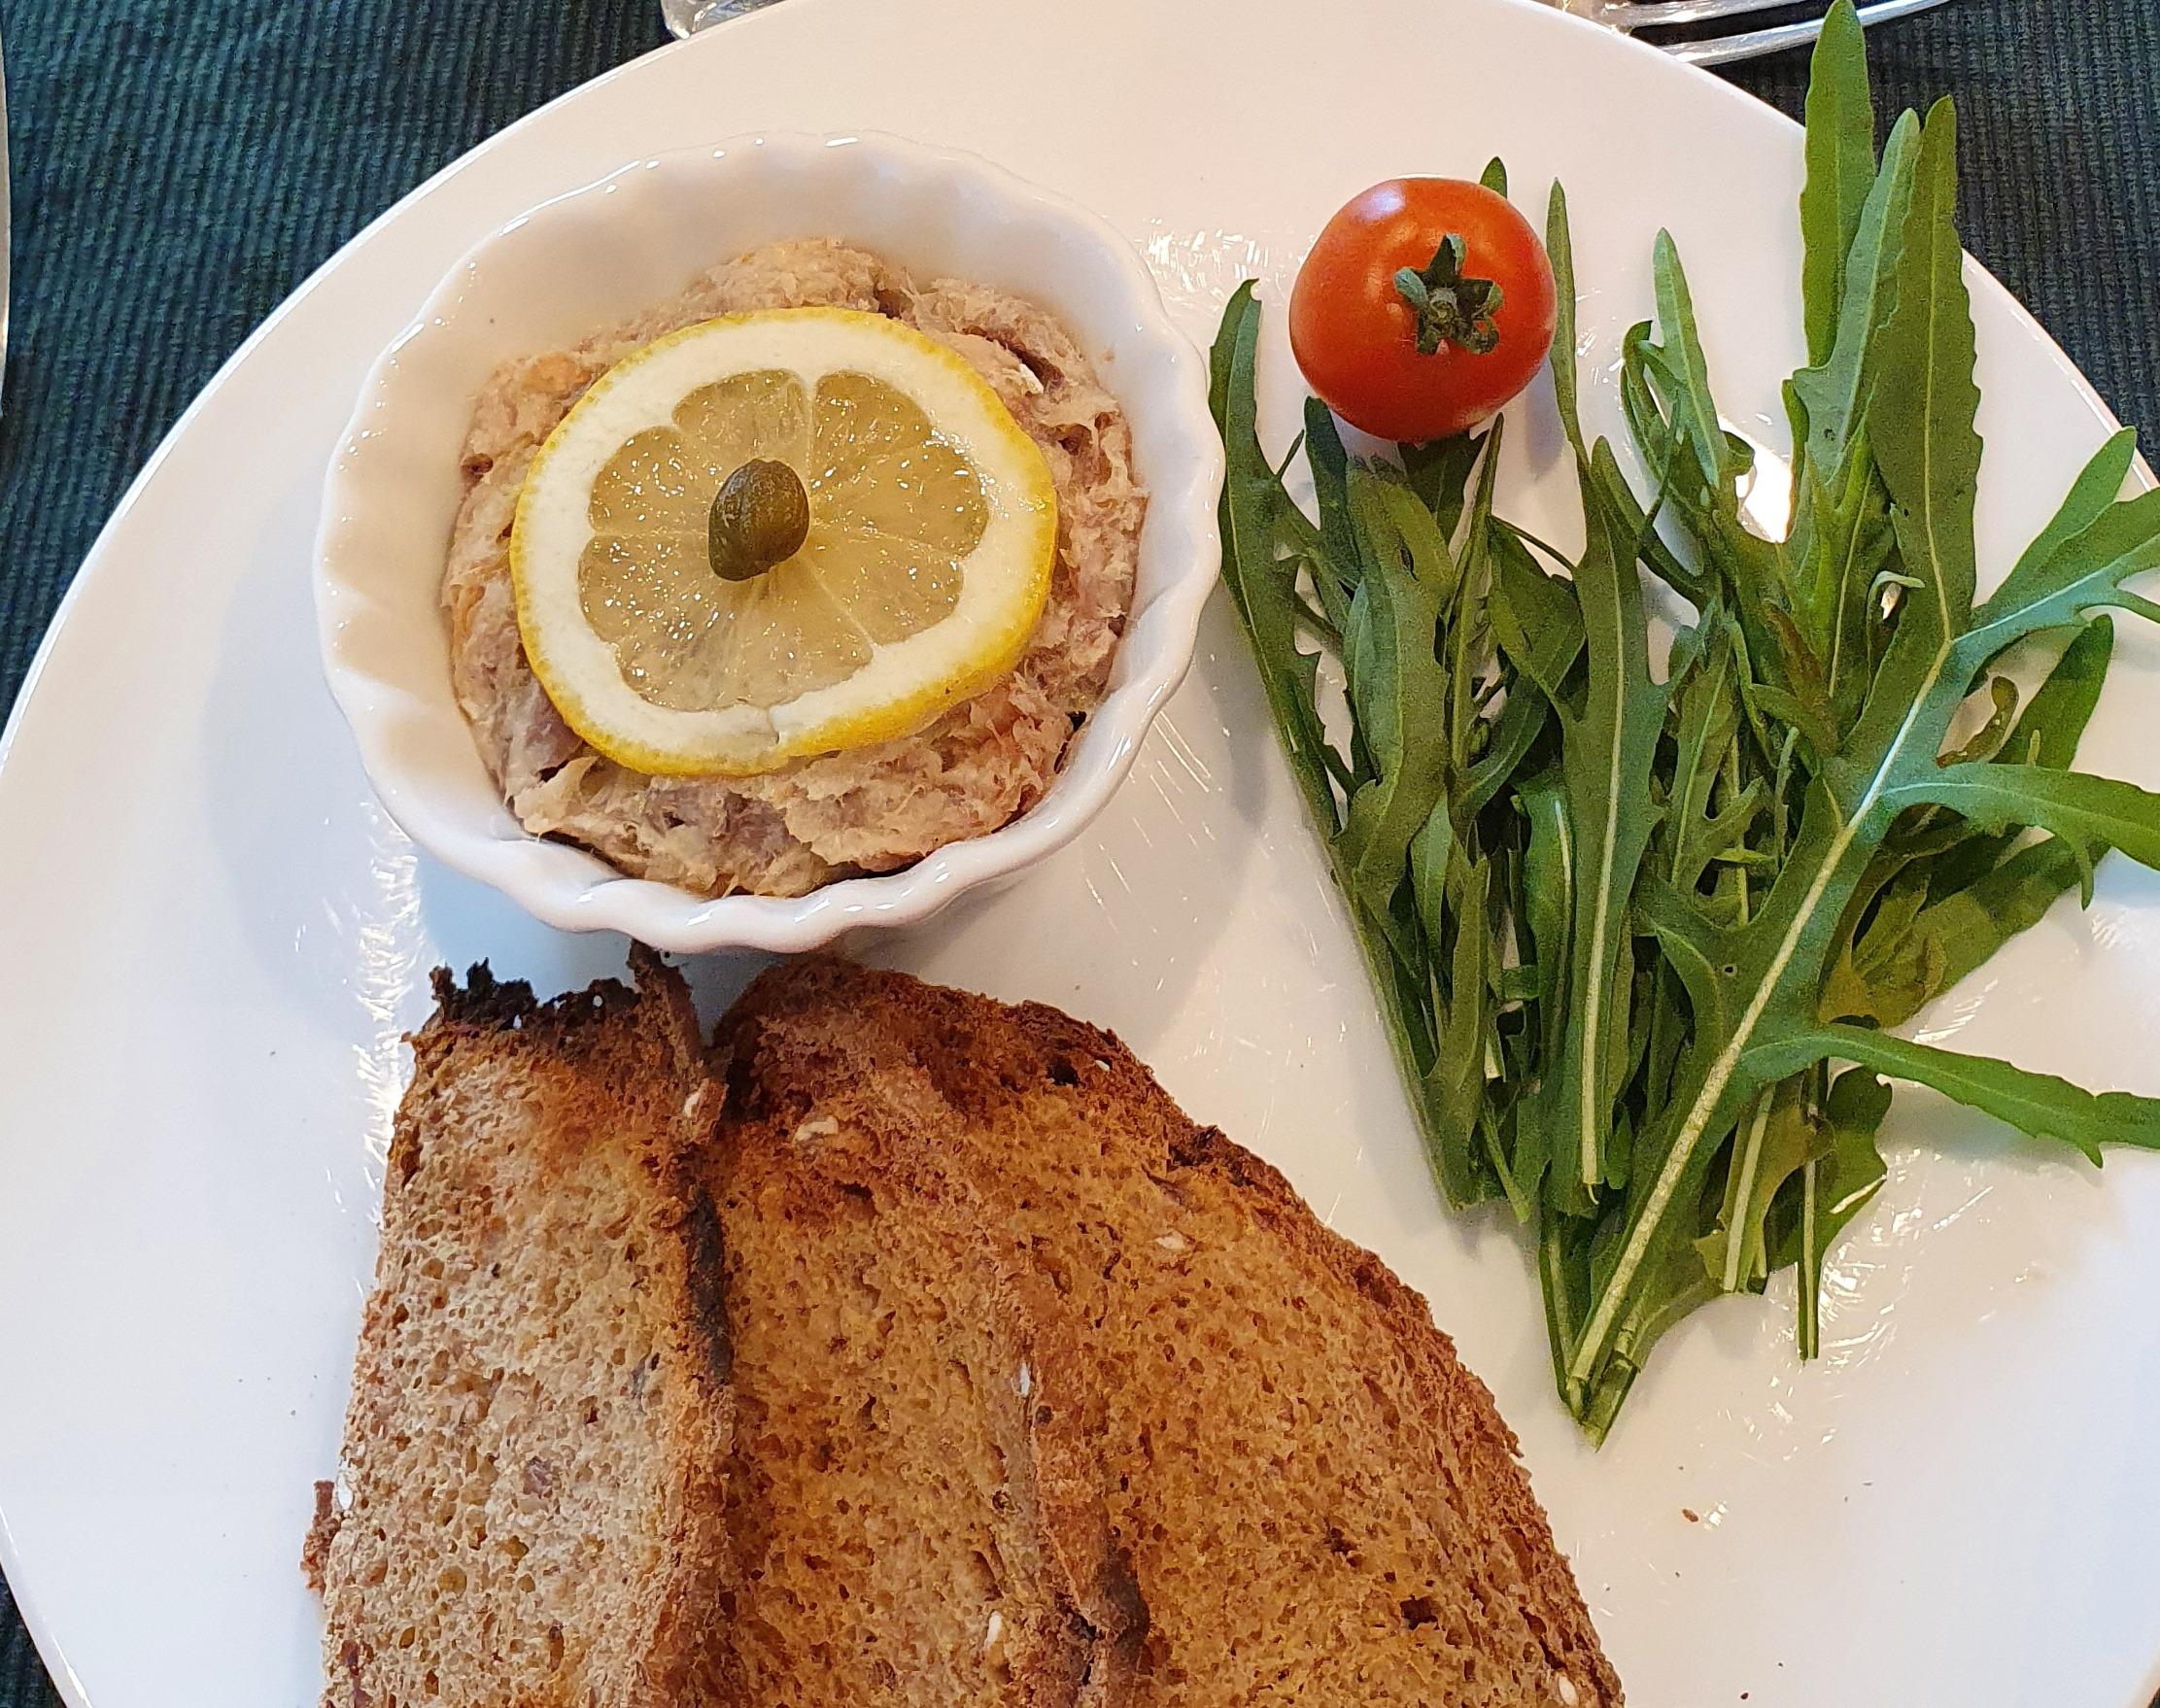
[1,3,2154,1703]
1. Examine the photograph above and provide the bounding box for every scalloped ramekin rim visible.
[314,130,1224,954]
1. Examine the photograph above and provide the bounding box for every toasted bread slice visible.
[307,953,732,1708]
[709,1065,1143,1706]
[717,959,1622,1708]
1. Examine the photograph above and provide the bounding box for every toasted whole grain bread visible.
[307,953,732,1708]
[710,1068,1143,1706]
[716,959,1622,1708]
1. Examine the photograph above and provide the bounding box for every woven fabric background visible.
[0,0,2153,1702]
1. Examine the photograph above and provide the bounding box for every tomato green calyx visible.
[1393,235,1504,357]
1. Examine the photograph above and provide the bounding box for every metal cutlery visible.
[1557,0,1954,66]
[662,0,781,38]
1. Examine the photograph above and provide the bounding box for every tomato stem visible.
[1394,235,1505,357]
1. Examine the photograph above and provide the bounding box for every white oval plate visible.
[1,2,2155,1705]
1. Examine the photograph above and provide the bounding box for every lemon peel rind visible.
[509,307,1057,777]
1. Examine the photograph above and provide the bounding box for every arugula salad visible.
[1209,0,2160,1440]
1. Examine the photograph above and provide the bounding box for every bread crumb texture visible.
[314,952,1620,1708]
[710,1098,1134,1704]
[715,958,1624,1708]
[310,956,732,1708]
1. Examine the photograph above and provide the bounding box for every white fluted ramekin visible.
[313,132,1222,954]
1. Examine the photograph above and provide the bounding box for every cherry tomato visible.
[1288,177,1558,444]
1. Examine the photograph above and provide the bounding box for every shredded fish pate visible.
[444,239,1146,897]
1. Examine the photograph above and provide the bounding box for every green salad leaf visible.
[1206,0,2160,1440]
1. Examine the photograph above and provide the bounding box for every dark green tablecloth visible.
[0,1,2153,1702]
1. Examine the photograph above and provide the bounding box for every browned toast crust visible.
[312,951,732,1708]
[716,957,1622,1708]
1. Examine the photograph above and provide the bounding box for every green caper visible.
[707,459,811,583]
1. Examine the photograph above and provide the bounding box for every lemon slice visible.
[510,307,1057,776]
